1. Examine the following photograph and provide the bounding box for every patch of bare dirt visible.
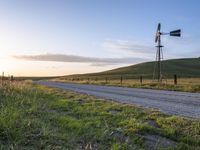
[147,120,160,129]
[108,109,122,115]
[110,130,131,143]
[144,134,176,150]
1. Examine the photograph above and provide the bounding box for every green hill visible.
[64,58,200,80]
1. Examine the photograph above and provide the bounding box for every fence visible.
[66,74,179,85]
[1,73,14,87]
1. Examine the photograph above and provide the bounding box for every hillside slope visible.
[64,58,200,79]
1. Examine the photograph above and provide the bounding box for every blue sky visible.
[0,0,199,76]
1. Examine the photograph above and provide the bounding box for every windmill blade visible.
[170,29,181,37]
[157,23,161,32]
[155,23,161,43]
[155,32,159,43]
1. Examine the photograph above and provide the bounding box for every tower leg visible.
[158,36,162,82]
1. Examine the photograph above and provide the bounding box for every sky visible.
[0,0,199,76]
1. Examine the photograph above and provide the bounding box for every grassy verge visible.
[52,78,200,93]
[0,81,200,149]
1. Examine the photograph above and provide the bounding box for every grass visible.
[63,58,200,79]
[52,77,200,93]
[0,81,200,149]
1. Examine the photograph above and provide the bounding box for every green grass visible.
[63,58,200,80]
[0,81,200,149]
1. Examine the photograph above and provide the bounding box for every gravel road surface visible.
[37,81,200,118]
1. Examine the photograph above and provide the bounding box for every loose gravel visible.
[37,81,200,119]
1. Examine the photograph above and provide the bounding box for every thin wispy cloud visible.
[13,54,147,66]
[162,34,200,58]
[102,39,154,58]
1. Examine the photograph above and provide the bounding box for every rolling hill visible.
[62,57,200,80]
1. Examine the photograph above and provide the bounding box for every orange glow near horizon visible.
[0,55,115,77]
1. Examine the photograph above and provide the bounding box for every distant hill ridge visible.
[64,58,200,79]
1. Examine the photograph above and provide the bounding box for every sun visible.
[0,53,23,76]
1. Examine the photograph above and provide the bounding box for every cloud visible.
[102,39,154,57]
[13,53,147,66]
[101,36,200,60]
[162,34,200,58]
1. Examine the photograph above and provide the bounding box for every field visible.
[53,58,200,93]
[63,58,200,79]
[0,81,200,149]
[52,77,200,93]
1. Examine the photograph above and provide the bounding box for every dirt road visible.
[37,81,200,118]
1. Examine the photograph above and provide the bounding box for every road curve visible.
[37,81,200,119]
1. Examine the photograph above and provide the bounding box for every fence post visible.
[105,77,108,84]
[120,76,123,85]
[140,76,143,84]
[10,75,14,82]
[1,72,4,86]
[174,74,177,85]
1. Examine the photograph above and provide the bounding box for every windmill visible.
[154,23,181,82]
